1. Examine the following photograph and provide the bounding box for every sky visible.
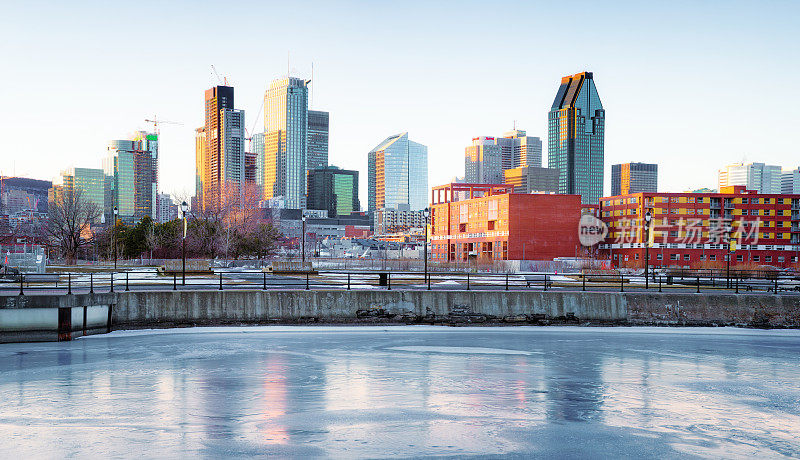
[1,0,798,205]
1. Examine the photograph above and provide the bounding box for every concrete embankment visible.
[3,289,800,342]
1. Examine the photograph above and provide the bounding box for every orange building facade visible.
[598,186,800,268]
[429,183,582,261]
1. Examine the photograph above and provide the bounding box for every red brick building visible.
[598,186,800,269]
[429,183,582,261]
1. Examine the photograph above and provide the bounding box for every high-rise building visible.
[249,132,265,190]
[503,166,559,194]
[718,162,782,194]
[782,167,800,194]
[156,193,177,223]
[367,132,428,213]
[54,167,106,222]
[611,162,658,196]
[307,166,360,218]
[103,131,159,222]
[196,85,245,212]
[495,130,543,170]
[548,71,605,204]
[263,77,309,209]
[307,110,329,170]
[465,137,503,184]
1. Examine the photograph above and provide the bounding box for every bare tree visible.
[46,188,101,265]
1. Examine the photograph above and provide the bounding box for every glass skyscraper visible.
[103,131,158,222]
[307,110,329,170]
[307,166,359,217]
[264,77,308,209]
[56,167,106,223]
[367,132,428,213]
[548,72,605,204]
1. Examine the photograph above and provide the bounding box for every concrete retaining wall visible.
[2,290,800,342]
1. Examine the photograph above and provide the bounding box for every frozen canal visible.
[2,327,800,458]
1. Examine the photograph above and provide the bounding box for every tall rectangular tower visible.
[611,162,658,196]
[465,137,503,184]
[548,72,605,204]
[495,130,542,170]
[307,110,329,170]
[103,131,158,222]
[198,85,245,211]
[264,77,309,209]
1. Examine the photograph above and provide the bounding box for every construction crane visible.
[144,117,183,135]
[211,65,228,86]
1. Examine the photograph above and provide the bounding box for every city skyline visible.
[1,2,799,206]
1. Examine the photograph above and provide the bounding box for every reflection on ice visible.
[1,326,800,458]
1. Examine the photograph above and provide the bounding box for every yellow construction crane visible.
[144,117,183,135]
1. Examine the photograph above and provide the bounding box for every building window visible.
[656,254,663,260]
[710,255,716,261]
[765,256,772,262]
[753,256,760,262]
[737,255,744,262]
[778,256,785,263]
[683,254,690,261]
[670,254,678,260]
[635,253,639,260]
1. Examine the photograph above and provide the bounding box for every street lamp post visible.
[726,225,735,289]
[645,210,652,289]
[181,201,189,285]
[112,206,119,270]
[301,215,307,264]
[423,207,430,284]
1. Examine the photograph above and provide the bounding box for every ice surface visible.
[2,326,800,458]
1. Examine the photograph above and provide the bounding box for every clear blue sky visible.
[1,1,798,204]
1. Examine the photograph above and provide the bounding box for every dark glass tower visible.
[307,166,359,217]
[548,72,604,204]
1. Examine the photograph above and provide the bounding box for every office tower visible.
[503,166,559,194]
[249,132,265,190]
[197,85,245,212]
[548,71,605,204]
[55,167,106,222]
[244,152,258,184]
[307,166,360,218]
[465,137,503,184]
[718,162,782,194]
[782,167,800,194]
[156,193,177,223]
[495,130,543,169]
[307,110,329,170]
[611,162,658,196]
[103,131,159,222]
[263,77,309,209]
[367,132,428,213]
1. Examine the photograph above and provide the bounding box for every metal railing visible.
[1,268,799,296]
